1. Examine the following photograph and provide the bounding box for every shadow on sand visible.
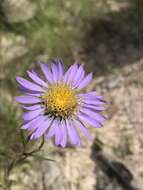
[90,139,140,190]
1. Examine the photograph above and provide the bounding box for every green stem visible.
[3,135,45,189]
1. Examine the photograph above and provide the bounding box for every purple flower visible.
[16,59,106,147]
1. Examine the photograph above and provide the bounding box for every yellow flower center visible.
[42,84,78,118]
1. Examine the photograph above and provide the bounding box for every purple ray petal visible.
[78,91,97,98]
[55,123,62,146]
[63,64,78,84]
[19,87,43,97]
[76,73,93,89]
[80,107,106,124]
[57,60,64,78]
[31,69,39,77]
[95,95,105,100]
[51,63,59,83]
[52,59,64,80]
[81,94,105,101]
[16,96,42,104]
[66,120,81,146]
[82,95,106,104]
[21,115,45,130]
[30,116,53,139]
[72,65,85,87]
[63,65,72,83]
[83,99,106,105]
[38,62,53,83]
[27,116,46,131]
[16,76,45,92]
[22,108,44,121]
[22,92,43,97]
[27,71,48,88]
[78,112,102,128]
[23,104,42,111]
[46,119,59,138]
[73,119,92,140]
[18,86,43,95]
[83,104,106,111]
[67,64,79,85]
[60,121,68,147]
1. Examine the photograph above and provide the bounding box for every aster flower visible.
[16,59,106,147]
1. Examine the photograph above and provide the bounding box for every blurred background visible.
[0,0,143,189]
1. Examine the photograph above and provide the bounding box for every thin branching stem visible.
[3,134,45,189]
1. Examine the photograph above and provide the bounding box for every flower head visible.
[16,59,106,147]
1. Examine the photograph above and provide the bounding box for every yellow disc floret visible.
[42,84,78,118]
